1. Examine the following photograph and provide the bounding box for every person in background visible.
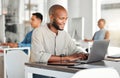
[31,4,87,64]
[84,18,110,42]
[1,12,43,48]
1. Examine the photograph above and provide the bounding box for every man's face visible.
[30,15,41,28]
[52,9,68,30]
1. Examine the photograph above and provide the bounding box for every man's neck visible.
[36,24,40,28]
[48,23,58,35]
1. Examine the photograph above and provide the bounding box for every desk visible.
[25,60,120,78]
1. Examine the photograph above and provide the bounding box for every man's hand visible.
[0,43,8,46]
[77,53,88,60]
[8,43,18,48]
[66,53,88,62]
[0,43,18,48]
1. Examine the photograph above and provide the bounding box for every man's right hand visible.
[0,43,18,48]
[0,43,8,46]
[8,43,18,48]
[66,53,88,62]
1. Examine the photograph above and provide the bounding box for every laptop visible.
[48,40,109,66]
[76,40,110,63]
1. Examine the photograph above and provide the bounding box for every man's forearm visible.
[48,55,68,63]
[48,53,88,63]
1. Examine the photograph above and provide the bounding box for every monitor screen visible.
[70,17,84,42]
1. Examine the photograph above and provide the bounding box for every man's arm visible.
[18,43,31,47]
[48,53,88,63]
[20,31,32,45]
[31,28,87,63]
[31,28,51,63]
[67,33,87,53]
[48,32,87,63]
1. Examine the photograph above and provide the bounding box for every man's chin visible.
[59,27,64,31]
[59,28,64,31]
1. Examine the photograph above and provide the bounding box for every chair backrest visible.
[4,47,30,78]
[71,67,120,78]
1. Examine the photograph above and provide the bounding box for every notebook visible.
[76,40,110,63]
[107,54,120,58]
[106,54,120,62]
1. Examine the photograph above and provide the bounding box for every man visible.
[31,5,87,63]
[3,12,43,48]
[84,18,110,42]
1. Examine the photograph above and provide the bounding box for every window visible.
[101,0,120,55]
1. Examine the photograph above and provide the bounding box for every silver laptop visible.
[76,40,110,63]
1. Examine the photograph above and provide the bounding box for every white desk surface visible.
[25,60,120,78]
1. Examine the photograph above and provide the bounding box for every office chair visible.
[4,47,30,78]
[71,67,120,78]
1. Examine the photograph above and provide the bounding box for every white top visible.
[31,24,85,63]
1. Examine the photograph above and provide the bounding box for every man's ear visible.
[49,15,54,21]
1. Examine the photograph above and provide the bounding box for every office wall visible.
[20,0,44,42]
[68,0,101,39]
[101,0,120,47]
[0,0,101,42]
[102,9,120,47]
[47,0,67,10]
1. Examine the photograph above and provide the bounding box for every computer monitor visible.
[70,17,84,42]
[0,15,6,43]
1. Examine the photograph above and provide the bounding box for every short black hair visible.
[49,4,66,16]
[32,12,43,21]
